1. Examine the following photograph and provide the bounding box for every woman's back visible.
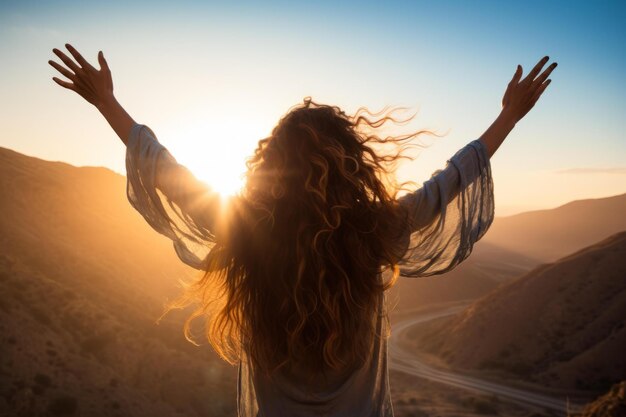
[239,290,393,417]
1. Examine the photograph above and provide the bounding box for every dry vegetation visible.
[577,381,626,417]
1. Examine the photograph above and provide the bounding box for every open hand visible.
[502,56,557,123]
[49,44,114,108]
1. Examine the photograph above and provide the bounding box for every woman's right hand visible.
[501,56,557,123]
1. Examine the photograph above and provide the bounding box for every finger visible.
[523,55,550,83]
[532,62,557,90]
[53,48,82,74]
[53,76,97,104]
[48,60,77,81]
[52,77,77,92]
[49,59,94,94]
[530,79,552,103]
[97,51,109,72]
[503,65,523,105]
[510,64,523,85]
[65,43,96,71]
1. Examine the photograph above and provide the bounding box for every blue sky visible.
[1,0,624,215]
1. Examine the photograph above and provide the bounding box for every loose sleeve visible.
[395,138,495,277]
[125,123,220,270]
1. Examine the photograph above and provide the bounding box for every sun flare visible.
[177,145,248,198]
[197,157,247,197]
[165,120,264,198]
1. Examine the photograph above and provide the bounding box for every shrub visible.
[462,397,498,415]
[81,332,113,354]
[48,395,78,415]
[34,373,52,387]
[473,398,498,414]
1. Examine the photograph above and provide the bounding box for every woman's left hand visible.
[49,43,114,108]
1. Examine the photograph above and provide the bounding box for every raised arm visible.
[49,44,219,269]
[395,56,557,277]
[48,44,193,199]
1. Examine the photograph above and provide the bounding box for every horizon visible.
[1,0,625,216]
[2,141,624,218]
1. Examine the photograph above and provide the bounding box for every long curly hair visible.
[169,98,437,375]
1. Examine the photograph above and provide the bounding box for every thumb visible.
[511,64,522,84]
[98,51,109,71]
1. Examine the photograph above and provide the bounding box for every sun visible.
[165,120,263,198]
[175,143,249,198]
[195,156,247,197]
[160,104,281,199]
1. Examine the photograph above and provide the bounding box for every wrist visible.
[498,108,518,128]
[96,93,118,112]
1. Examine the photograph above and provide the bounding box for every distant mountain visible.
[481,193,626,262]
[389,241,539,314]
[0,147,237,416]
[390,193,626,314]
[415,232,626,393]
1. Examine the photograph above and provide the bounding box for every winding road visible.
[388,306,584,415]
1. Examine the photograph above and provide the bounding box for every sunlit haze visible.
[1,1,624,213]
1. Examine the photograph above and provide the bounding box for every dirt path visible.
[389,306,584,415]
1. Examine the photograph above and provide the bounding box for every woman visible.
[49,44,556,417]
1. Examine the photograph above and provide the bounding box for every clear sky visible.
[1,0,624,216]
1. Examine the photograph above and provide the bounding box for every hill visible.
[389,241,539,314]
[414,231,626,393]
[390,191,626,314]
[0,147,237,416]
[481,193,626,262]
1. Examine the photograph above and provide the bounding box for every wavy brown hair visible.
[167,98,438,375]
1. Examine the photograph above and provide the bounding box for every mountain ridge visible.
[481,192,626,262]
[413,231,626,394]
